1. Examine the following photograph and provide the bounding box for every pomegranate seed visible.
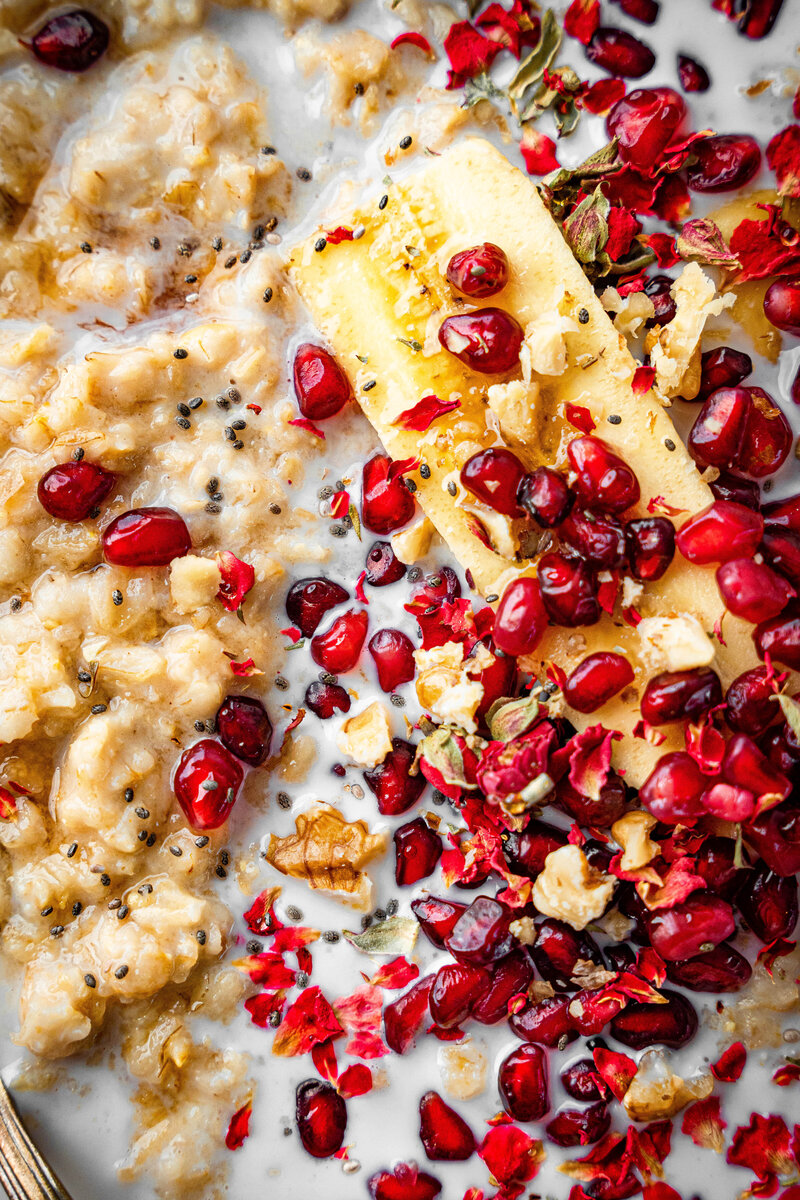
[518,466,573,527]
[460,448,526,517]
[173,739,243,830]
[641,667,722,725]
[697,347,752,401]
[665,942,752,993]
[586,27,655,77]
[394,818,442,886]
[606,87,685,169]
[368,1164,442,1200]
[737,388,792,477]
[384,976,433,1054]
[763,493,800,532]
[546,1102,610,1148]
[285,576,349,637]
[646,894,735,961]
[762,724,800,778]
[792,363,800,406]
[510,995,577,1047]
[293,343,352,420]
[709,470,759,509]
[737,860,798,942]
[612,0,659,22]
[745,799,800,876]
[215,695,271,765]
[295,1079,347,1158]
[738,0,784,38]
[305,681,351,719]
[617,885,651,944]
[369,628,416,692]
[471,950,534,1024]
[625,517,675,581]
[695,836,745,898]
[702,781,756,823]
[310,609,368,674]
[640,751,706,824]
[445,897,515,966]
[362,455,415,534]
[365,739,425,815]
[677,53,710,92]
[538,551,600,627]
[498,1044,549,1122]
[676,500,763,564]
[687,133,762,193]
[609,988,698,1049]
[644,274,677,325]
[503,819,568,877]
[365,541,406,586]
[687,386,750,468]
[604,943,637,972]
[446,243,509,298]
[556,771,627,828]
[438,308,523,374]
[723,732,791,803]
[564,652,634,714]
[472,638,518,721]
[760,525,800,589]
[29,9,109,71]
[102,507,190,566]
[418,1092,476,1161]
[717,557,796,625]
[560,509,627,570]
[725,666,782,735]
[493,576,548,657]
[754,601,800,670]
[567,436,641,514]
[429,962,490,1028]
[561,1059,608,1103]
[530,918,606,991]
[408,566,461,608]
[411,896,467,948]
[37,460,115,521]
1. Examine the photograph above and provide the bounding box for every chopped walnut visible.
[600,287,655,338]
[646,263,734,401]
[486,380,540,447]
[531,845,615,931]
[437,1037,487,1100]
[336,701,392,767]
[391,517,435,564]
[520,311,578,378]
[265,803,387,910]
[509,916,536,945]
[622,1048,713,1123]
[169,555,222,614]
[637,614,715,673]
[414,640,488,733]
[612,811,659,873]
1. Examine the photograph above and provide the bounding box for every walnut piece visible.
[437,1037,487,1100]
[391,517,435,564]
[622,1048,713,1123]
[637,614,715,672]
[169,555,221,614]
[646,263,734,401]
[336,701,392,767]
[531,845,615,931]
[265,803,387,910]
[414,640,489,733]
[612,811,659,873]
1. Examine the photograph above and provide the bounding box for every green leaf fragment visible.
[344,916,419,956]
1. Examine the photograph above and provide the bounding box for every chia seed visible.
[277,791,292,809]
[447,480,458,496]
[431,789,447,806]
[386,899,398,916]
[390,694,406,708]
[224,427,236,441]
[485,593,499,603]
[419,463,431,479]
[578,308,590,324]
[205,502,222,514]
[206,477,219,495]
[363,380,376,392]
[67,842,78,858]
[146,834,156,847]
[9,598,21,612]
[664,438,676,451]
[263,288,273,303]
[274,676,289,691]
[108,898,121,910]
[112,590,123,606]
[72,902,82,916]
[322,930,340,943]
[360,915,372,929]
[150,236,161,250]
[173,348,188,360]
[138,883,153,895]
[378,194,388,211]
[177,402,191,416]
[117,905,129,920]
[407,567,423,582]
[91,704,107,715]
[373,908,386,922]
[84,974,97,988]
[296,167,311,181]
[607,414,622,425]
[170,846,183,857]
[80,241,92,253]
[269,1011,282,1028]
[330,524,347,537]
[354,82,364,96]
[261,145,277,155]
[185,274,197,284]
[100,873,111,886]
[41,907,53,917]
[314,237,327,253]
[253,225,265,241]
[115,964,129,979]
[286,905,302,921]
[405,478,417,493]
[212,236,223,251]
[196,929,207,945]
[189,396,203,410]
[399,136,412,149]
[135,807,150,819]
[295,971,309,988]
[138,830,148,841]
[224,255,237,269]
[269,503,281,515]
[246,940,262,954]
[195,836,210,848]
[50,925,65,938]
[232,439,244,450]
[227,388,240,403]
[231,419,246,431]
[216,395,230,409]
[240,250,252,264]
[194,720,205,732]
[215,865,227,878]
[220,850,230,866]
[73,447,85,460]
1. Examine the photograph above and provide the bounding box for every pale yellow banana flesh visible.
[290,138,764,786]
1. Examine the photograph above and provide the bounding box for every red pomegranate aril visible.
[530,919,605,992]
[102,507,190,566]
[460,447,526,517]
[625,517,675,581]
[446,243,509,298]
[362,454,416,534]
[665,942,752,993]
[365,739,424,815]
[173,739,243,831]
[761,525,800,589]
[717,557,795,625]
[764,278,800,336]
[698,347,752,401]
[295,1079,347,1159]
[641,667,722,725]
[493,576,548,657]
[647,894,735,962]
[609,989,698,1050]
[709,470,760,509]
[687,133,761,193]
[737,860,798,943]
[754,601,800,670]
[738,0,784,38]
[418,1092,475,1161]
[305,680,351,719]
[567,436,641,514]
[429,962,491,1028]
[215,695,271,765]
[695,836,746,899]
[471,950,533,1024]
[37,460,115,521]
[538,552,600,627]
[510,995,577,1047]
[688,386,750,468]
[561,1059,608,1103]
[384,976,433,1054]
[369,628,416,692]
[725,666,782,736]
[564,652,634,714]
[613,0,659,22]
[394,818,442,886]
[604,943,637,972]
[723,732,791,802]
[762,493,800,533]
[438,308,523,374]
[586,27,655,77]
[310,609,368,674]
[517,471,574,537]
[640,751,706,824]
[606,87,685,170]
[411,896,467,948]
[617,884,651,944]
[556,771,627,828]
[285,576,349,637]
[498,1044,549,1123]
[546,1102,610,1148]
[445,896,515,966]
[365,541,406,587]
[737,388,792,477]
[702,782,756,823]
[762,724,800,778]
[677,53,710,92]
[29,9,109,71]
[503,818,568,877]
[676,500,763,564]
[644,274,677,326]
[560,510,626,571]
[368,1164,442,1200]
[293,342,352,420]
[745,799,800,876]
[472,639,518,721]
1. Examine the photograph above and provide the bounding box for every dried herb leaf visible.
[508,9,562,105]
[462,72,507,109]
[344,916,419,957]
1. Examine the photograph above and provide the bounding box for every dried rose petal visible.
[225,1100,252,1150]
[392,394,461,431]
[681,1095,727,1151]
[272,986,343,1056]
[711,1041,746,1083]
[215,550,255,611]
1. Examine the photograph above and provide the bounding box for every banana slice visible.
[290,137,764,785]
